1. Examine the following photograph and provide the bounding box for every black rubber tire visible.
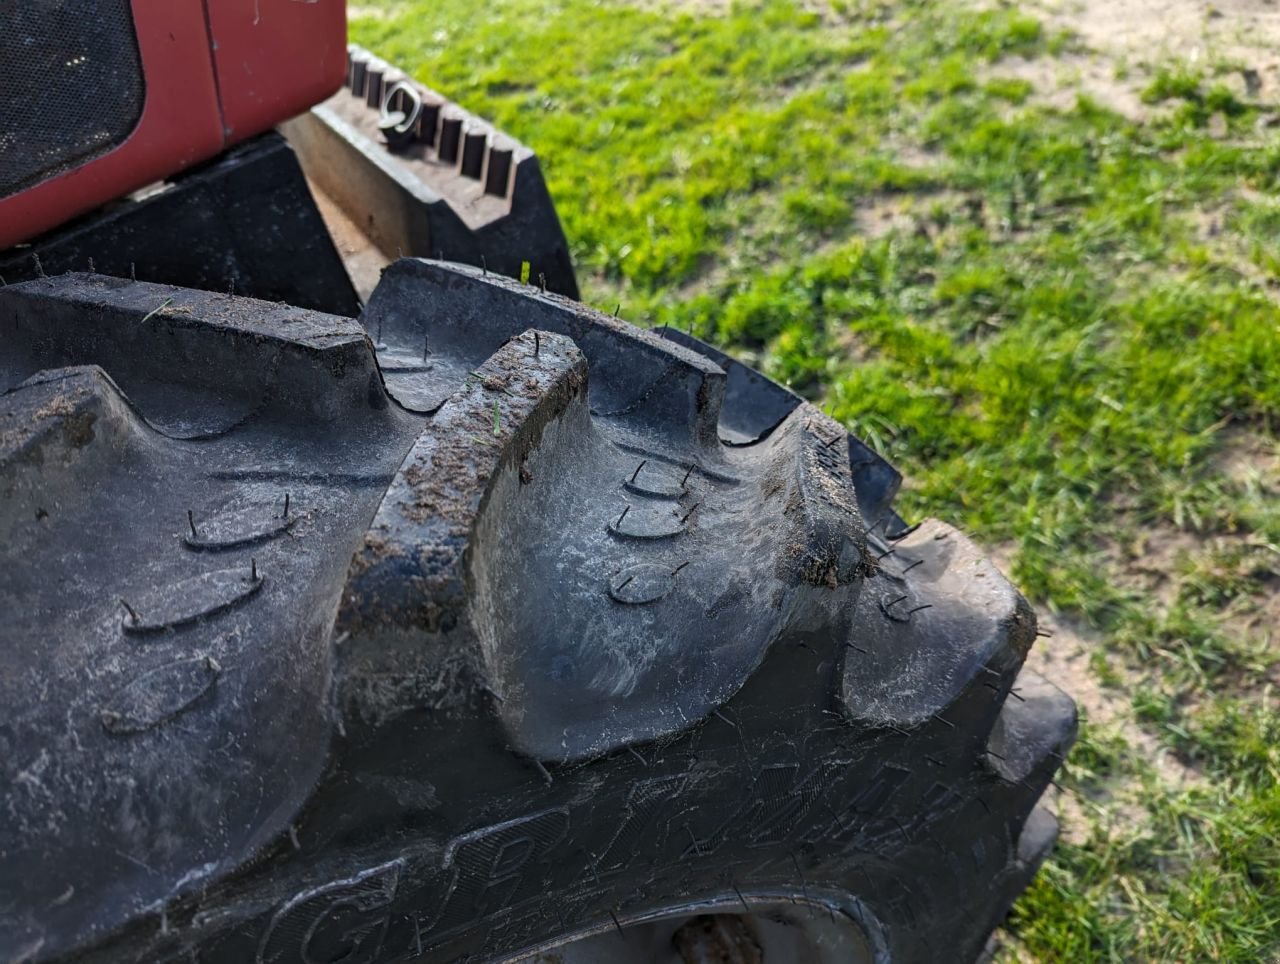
[0,262,1075,964]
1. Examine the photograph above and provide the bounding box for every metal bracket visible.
[280,44,579,301]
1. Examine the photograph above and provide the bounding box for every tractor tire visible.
[0,261,1075,964]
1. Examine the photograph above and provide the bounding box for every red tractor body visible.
[0,0,346,248]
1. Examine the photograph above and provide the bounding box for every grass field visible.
[352,0,1280,957]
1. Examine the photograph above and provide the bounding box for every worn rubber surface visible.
[0,263,1075,964]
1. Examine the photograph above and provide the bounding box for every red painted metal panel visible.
[206,0,348,144]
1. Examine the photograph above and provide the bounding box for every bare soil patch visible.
[1099,526,1204,613]
[1215,425,1280,493]
[1024,613,1205,841]
[987,52,1149,118]
[853,189,959,238]
[1017,0,1280,116]
[855,196,920,239]
[988,542,1206,841]
[1031,0,1280,86]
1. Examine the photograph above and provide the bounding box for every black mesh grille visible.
[0,1,146,199]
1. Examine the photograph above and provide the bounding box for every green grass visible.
[354,0,1280,957]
